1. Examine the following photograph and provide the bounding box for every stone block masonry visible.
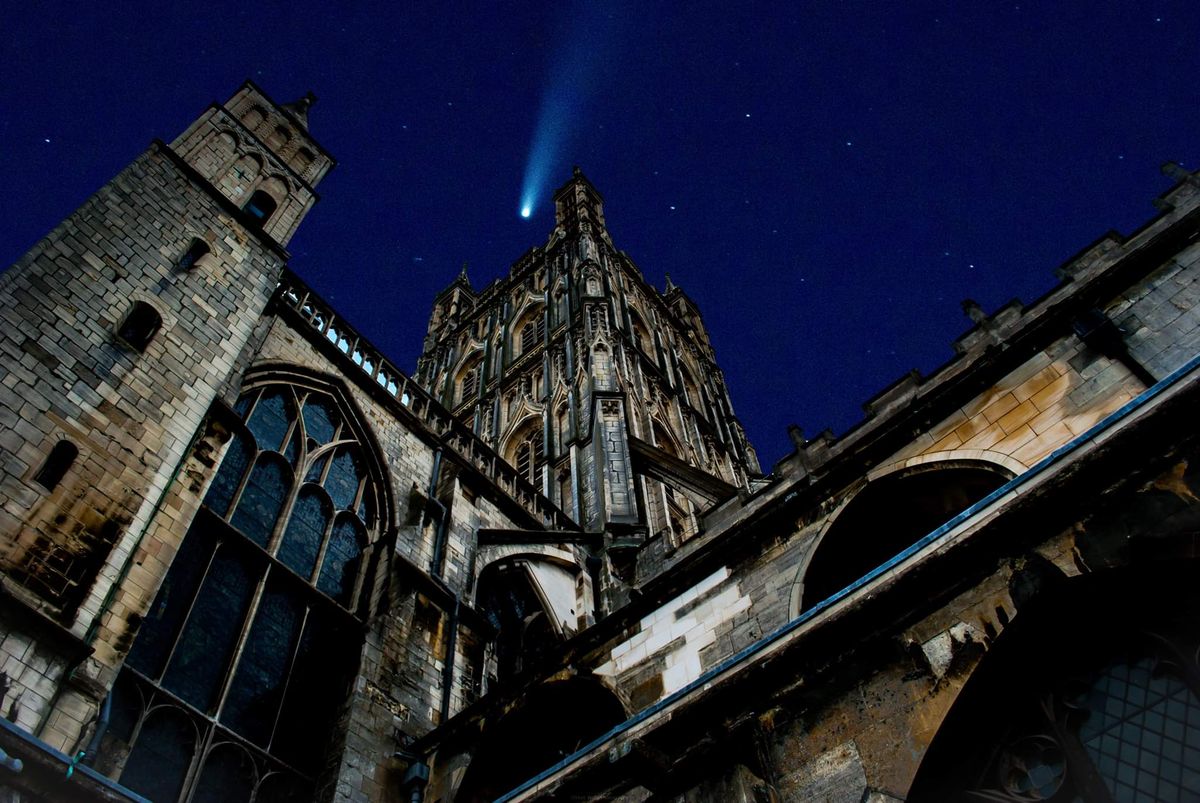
[0,143,285,748]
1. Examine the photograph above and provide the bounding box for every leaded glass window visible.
[105,382,384,802]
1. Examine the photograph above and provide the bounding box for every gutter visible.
[496,349,1200,802]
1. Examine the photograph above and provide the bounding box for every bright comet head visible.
[520,206,531,218]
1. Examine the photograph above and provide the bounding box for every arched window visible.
[243,190,278,226]
[458,354,483,405]
[265,125,291,151]
[33,440,78,491]
[109,382,384,802]
[629,310,653,356]
[219,154,261,200]
[508,424,545,487]
[176,238,210,271]
[513,308,545,359]
[909,563,1200,803]
[117,301,162,352]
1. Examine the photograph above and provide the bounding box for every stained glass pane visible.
[127,525,214,679]
[221,574,304,745]
[317,516,365,605]
[325,447,363,510]
[303,396,339,446]
[120,708,195,803]
[162,545,256,712]
[278,486,330,580]
[204,431,253,518]
[230,455,290,547]
[246,389,291,452]
[191,744,256,803]
[272,607,358,767]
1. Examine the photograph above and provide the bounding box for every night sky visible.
[3,3,1198,468]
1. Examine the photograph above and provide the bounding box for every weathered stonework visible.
[0,83,1196,803]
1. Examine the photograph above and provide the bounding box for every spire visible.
[664,273,677,293]
[459,261,472,290]
[282,91,317,129]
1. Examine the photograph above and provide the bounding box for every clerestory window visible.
[104,382,384,802]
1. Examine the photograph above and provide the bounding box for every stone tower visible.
[416,168,760,561]
[0,81,331,746]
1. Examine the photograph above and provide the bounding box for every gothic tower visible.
[0,82,331,747]
[416,168,760,563]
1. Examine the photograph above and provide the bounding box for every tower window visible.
[518,315,546,356]
[510,427,545,487]
[33,440,78,491]
[243,190,278,226]
[461,366,480,403]
[177,238,209,271]
[117,301,162,352]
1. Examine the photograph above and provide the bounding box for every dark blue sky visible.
[2,2,1198,467]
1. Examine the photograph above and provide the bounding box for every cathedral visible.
[0,82,1196,803]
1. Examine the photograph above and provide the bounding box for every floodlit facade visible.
[0,82,1196,802]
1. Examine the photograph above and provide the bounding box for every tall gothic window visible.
[458,355,482,405]
[510,425,545,487]
[101,382,385,802]
[517,311,545,357]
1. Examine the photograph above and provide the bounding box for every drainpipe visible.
[393,750,430,803]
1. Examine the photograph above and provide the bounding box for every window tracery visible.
[104,381,383,802]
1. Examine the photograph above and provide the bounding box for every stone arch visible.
[868,448,1029,482]
[907,559,1200,802]
[241,104,267,132]
[454,675,628,803]
[789,459,1013,617]
[218,152,262,201]
[237,363,397,537]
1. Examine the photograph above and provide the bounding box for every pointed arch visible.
[110,367,392,802]
[454,349,485,406]
[789,460,1012,617]
[503,415,546,487]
